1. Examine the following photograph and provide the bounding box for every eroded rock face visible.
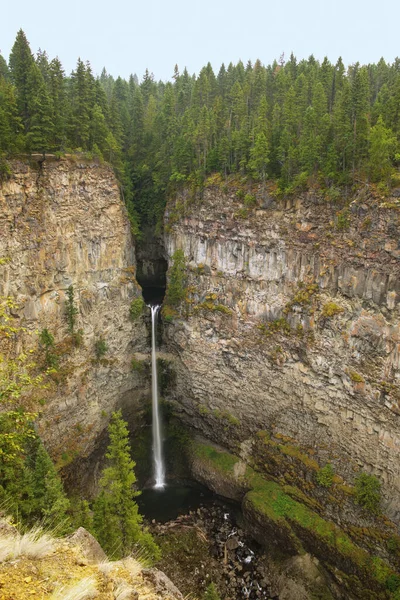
[163,184,400,520]
[0,157,147,483]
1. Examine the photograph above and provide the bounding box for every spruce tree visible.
[27,439,70,531]
[48,57,67,149]
[0,78,22,154]
[26,62,54,152]
[0,53,9,80]
[9,29,35,132]
[68,58,92,149]
[369,115,397,182]
[93,411,160,560]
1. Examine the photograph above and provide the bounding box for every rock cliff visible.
[0,157,147,487]
[163,181,400,521]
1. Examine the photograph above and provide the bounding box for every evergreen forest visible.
[1,29,400,233]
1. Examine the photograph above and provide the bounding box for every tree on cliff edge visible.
[93,411,160,561]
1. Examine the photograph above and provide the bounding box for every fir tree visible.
[26,62,54,152]
[0,78,22,153]
[93,411,160,560]
[9,29,35,132]
[27,439,70,531]
[369,115,397,182]
[48,57,67,149]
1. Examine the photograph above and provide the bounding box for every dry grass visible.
[114,581,136,599]
[122,556,145,578]
[0,522,183,599]
[0,526,54,562]
[96,559,116,576]
[50,576,98,599]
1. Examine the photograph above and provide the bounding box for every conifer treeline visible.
[1,30,400,228]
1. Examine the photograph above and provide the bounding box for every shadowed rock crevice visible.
[135,228,168,305]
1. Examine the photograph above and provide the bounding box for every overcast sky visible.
[2,0,400,81]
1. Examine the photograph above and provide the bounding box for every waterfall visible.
[150,305,165,488]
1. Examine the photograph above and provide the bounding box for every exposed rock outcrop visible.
[0,157,147,488]
[163,182,400,520]
[0,521,183,599]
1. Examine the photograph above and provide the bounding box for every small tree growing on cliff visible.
[354,472,381,514]
[39,328,58,369]
[93,411,160,561]
[65,285,78,333]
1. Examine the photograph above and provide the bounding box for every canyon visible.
[163,180,400,516]
[2,159,400,598]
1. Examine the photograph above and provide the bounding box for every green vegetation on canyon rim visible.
[1,30,400,235]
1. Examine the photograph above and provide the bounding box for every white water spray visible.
[150,305,165,488]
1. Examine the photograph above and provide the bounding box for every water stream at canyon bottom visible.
[150,304,165,488]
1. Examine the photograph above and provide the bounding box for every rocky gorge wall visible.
[163,181,400,522]
[0,157,147,489]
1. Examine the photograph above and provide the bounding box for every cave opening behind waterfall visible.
[135,229,168,305]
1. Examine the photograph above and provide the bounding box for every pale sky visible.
[2,0,400,81]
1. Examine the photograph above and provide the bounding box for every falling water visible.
[150,305,165,488]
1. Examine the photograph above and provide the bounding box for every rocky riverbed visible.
[152,502,273,599]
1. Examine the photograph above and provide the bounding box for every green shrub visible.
[325,186,341,203]
[336,208,350,231]
[203,583,221,600]
[0,155,11,182]
[72,328,84,347]
[321,302,344,318]
[386,574,400,592]
[258,317,291,336]
[165,249,187,307]
[387,536,400,554]
[235,207,248,219]
[132,357,145,373]
[348,369,364,383]
[129,297,145,320]
[354,472,381,514]
[162,305,177,322]
[316,463,334,488]
[244,193,256,208]
[94,338,108,360]
[39,328,58,369]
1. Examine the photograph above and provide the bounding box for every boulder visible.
[68,527,107,563]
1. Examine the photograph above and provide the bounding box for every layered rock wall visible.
[0,157,147,477]
[163,184,400,520]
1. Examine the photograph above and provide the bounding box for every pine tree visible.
[9,29,35,132]
[93,411,160,560]
[248,131,270,180]
[27,439,70,531]
[48,57,67,149]
[0,53,9,80]
[26,62,54,152]
[68,58,92,149]
[72,499,93,532]
[369,115,397,182]
[0,78,22,153]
